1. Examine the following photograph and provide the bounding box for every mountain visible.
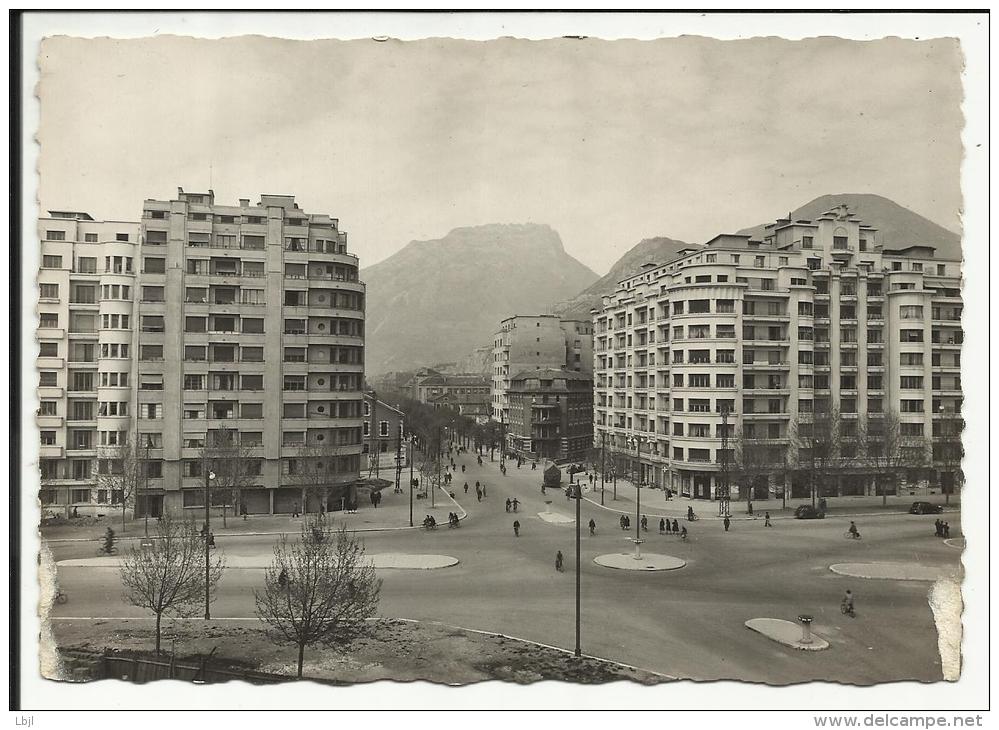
[554,237,695,319]
[738,193,962,260]
[361,224,598,376]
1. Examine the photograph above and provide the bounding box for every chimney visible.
[239,198,250,207]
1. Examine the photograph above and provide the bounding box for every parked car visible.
[909,501,943,515]
[794,505,825,520]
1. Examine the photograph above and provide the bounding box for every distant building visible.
[491,315,593,424]
[405,368,491,411]
[428,391,492,424]
[506,368,594,462]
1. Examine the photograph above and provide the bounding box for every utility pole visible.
[434,424,440,509]
[394,429,402,494]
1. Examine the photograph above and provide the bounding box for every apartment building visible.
[593,204,963,501]
[37,212,141,516]
[37,189,367,518]
[491,315,593,424]
[506,368,593,462]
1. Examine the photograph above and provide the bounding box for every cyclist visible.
[841,589,855,616]
[512,498,519,512]
[848,521,860,539]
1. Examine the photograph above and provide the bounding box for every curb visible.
[43,486,470,545]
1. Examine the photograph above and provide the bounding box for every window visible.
[143,256,166,274]
[38,313,59,328]
[900,376,924,389]
[141,315,165,333]
[689,300,710,314]
[754,256,765,268]
[84,233,99,242]
[716,349,734,364]
[688,374,710,388]
[798,350,813,365]
[39,283,59,300]
[900,329,924,343]
[867,328,883,344]
[241,374,264,391]
[911,262,923,273]
[900,305,923,320]
[39,400,57,416]
[184,374,205,390]
[900,352,923,366]
[241,403,264,419]
[833,236,848,250]
[241,346,264,362]
[868,375,883,390]
[140,345,163,361]
[801,236,813,249]
[242,318,264,334]
[45,230,66,241]
[716,374,735,388]
[142,286,165,302]
[716,324,735,339]
[672,302,684,316]
[901,400,925,413]
[868,398,882,413]
[185,316,207,333]
[840,375,856,390]
[242,235,265,250]
[42,255,63,269]
[283,431,305,446]
[867,352,883,367]
[141,403,163,420]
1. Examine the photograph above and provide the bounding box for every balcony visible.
[39,444,64,458]
[36,414,64,428]
[742,361,790,371]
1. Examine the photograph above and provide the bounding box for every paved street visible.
[46,449,963,684]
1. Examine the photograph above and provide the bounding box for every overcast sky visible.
[37,35,963,275]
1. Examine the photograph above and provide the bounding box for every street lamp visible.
[204,467,216,620]
[409,433,416,527]
[626,435,644,560]
[573,479,582,657]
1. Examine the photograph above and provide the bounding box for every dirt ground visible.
[50,618,666,685]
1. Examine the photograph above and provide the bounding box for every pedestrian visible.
[641,515,648,532]
[659,517,666,535]
[764,511,772,527]
[723,516,731,532]
[464,482,469,494]
[748,500,753,516]
[672,519,680,534]
[624,515,631,530]
[680,526,688,540]
[943,522,950,538]
[292,502,300,519]
[476,488,482,503]
[532,461,537,470]
[555,551,564,572]
[934,519,942,537]
[482,484,487,498]
[505,498,511,512]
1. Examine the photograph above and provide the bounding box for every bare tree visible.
[95,437,150,532]
[935,409,964,505]
[732,428,781,511]
[254,523,381,678]
[860,409,905,506]
[296,439,348,514]
[199,426,258,527]
[119,512,225,654]
[789,405,845,508]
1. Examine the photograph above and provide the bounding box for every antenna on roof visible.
[209,161,213,190]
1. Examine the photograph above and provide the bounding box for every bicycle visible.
[844,531,862,540]
[96,545,118,556]
[840,598,856,617]
[53,590,68,605]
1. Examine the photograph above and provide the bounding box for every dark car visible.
[794,505,825,520]
[909,501,943,515]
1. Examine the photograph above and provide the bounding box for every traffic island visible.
[367,553,458,570]
[745,618,830,651]
[943,538,965,550]
[537,511,575,525]
[829,562,956,581]
[593,553,685,571]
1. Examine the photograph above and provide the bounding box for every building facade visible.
[362,392,406,476]
[37,212,141,516]
[593,205,963,500]
[491,315,593,425]
[37,189,366,517]
[506,368,594,462]
[405,369,491,411]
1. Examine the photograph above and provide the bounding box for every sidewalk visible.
[579,477,960,521]
[40,484,467,543]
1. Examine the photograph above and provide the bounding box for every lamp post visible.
[203,467,216,620]
[573,479,581,657]
[600,431,606,506]
[626,435,643,560]
[409,434,416,527]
